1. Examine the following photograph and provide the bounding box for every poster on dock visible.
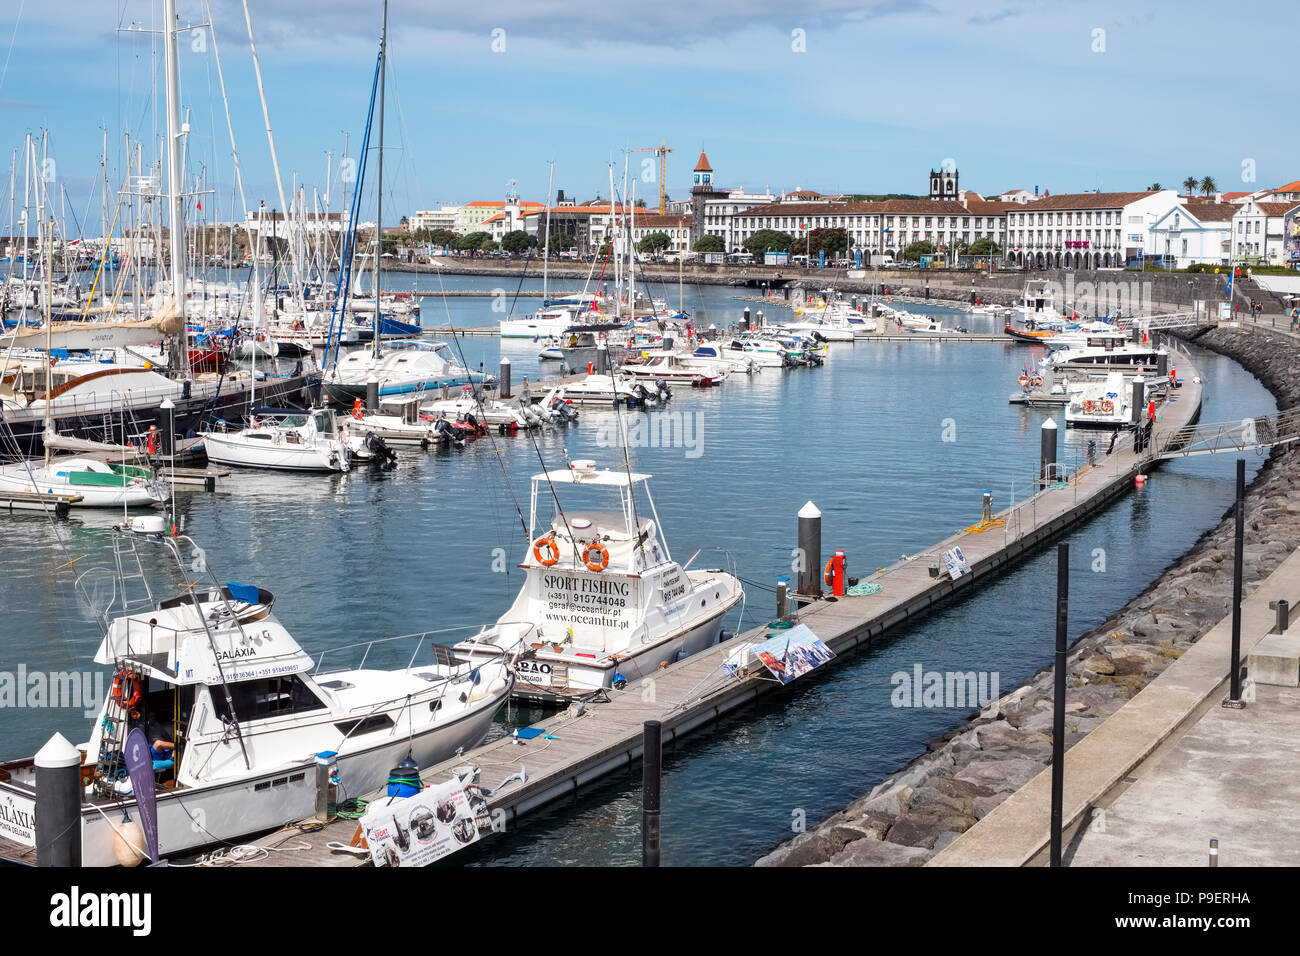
[943,546,970,580]
[361,774,498,867]
[752,624,834,685]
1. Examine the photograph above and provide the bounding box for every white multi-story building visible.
[1231,200,1300,265]
[997,189,1037,204]
[408,206,461,233]
[479,197,546,242]
[628,213,693,253]
[729,198,1005,260]
[1148,201,1235,268]
[1002,190,1180,269]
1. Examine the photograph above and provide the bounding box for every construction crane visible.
[628,141,673,214]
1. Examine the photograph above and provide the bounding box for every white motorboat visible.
[500,305,592,339]
[202,407,357,472]
[539,374,642,407]
[1049,339,1167,373]
[453,460,743,702]
[621,351,727,386]
[0,456,164,508]
[1064,372,1136,428]
[323,339,490,407]
[0,529,513,866]
[688,342,759,374]
[708,336,789,369]
[342,397,438,447]
[421,394,533,429]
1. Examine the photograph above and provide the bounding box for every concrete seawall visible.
[756,324,1299,867]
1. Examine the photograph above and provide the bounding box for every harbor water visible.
[0,276,1275,865]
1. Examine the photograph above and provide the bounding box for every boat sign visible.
[0,789,36,846]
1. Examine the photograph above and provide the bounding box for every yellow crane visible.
[629,141,673,214]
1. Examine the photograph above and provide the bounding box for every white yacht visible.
[453,461,743,702]
[202,407,361,472]
[1050,336,1167,373]
[323,340,489,407]
[1064,372,1136,428]
[539,374,642,406]
[0,530,513,866]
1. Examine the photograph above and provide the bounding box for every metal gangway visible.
[1131,310,1209,332]
[1149,408,1300,461]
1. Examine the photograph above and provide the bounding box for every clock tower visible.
[690,151,719,247]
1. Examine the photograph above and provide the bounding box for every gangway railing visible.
[1149,408,1300,461]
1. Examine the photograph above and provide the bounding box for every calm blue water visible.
[0,276,1276,865]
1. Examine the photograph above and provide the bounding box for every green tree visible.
[1147,182,1163,191]
[429,228,456,247]
[967,237,1001,256]
[1200,175,1217,197]
[802,228,849,259]
[902,240,936,262]
[501,230,536,255]
[460,231,494,256]
[1182,176,1199,197]
[541,232,576,253]
[637,232,672,254]
[743,229,794,259]
[693,234,724,253]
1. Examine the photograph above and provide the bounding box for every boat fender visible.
[487,677,508,696]
[612,674,628,690]
[114,816,146,867]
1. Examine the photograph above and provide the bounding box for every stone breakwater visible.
[756,325,1298,868]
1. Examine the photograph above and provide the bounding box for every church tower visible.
[690,151,718,246]
[930,167,958,200]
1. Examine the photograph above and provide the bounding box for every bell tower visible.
[930,167,958,200]
[690,151,717,246]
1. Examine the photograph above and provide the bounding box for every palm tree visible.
[1200,176,1217,197]
[1147,182,1163,191]
[1182,176,1199,197]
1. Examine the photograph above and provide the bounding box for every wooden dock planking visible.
[233,370,1202,866]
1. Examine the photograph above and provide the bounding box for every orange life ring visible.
[533,535,559,566]
[1017,375,1029,387]
[824,557,835,587]
[1030,376,1043,388]
[1100,400,1114,414]
[147,427,157,455]
[583,541,610,572]
[1083,400,1096,413]
[352,398,364,420]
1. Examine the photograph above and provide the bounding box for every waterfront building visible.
[1148,201,1236,268]
[689,151,724,247]
[407,206,461,233]
[628,212,693,253]
[1003,190,1180,269]
[929,167,958,200]
[1231,199,1300,265]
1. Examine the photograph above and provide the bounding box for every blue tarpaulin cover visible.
[225,582,260,604]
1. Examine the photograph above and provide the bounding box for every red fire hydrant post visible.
[824,548,847,596]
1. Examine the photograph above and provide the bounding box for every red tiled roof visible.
[632,213,691,227]
[694,151,712,172]
[1178,202,1237,222]
[1220,192,1252,201]
[1274,180,1300,193]
[1254,202,1300,217]
[1019,191,1157,210]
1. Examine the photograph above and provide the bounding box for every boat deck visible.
[229,366,1203,867]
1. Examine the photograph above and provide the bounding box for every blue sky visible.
[0,0,1294,233]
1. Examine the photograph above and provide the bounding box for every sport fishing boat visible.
[0,527,513,867]
[621,351,727,386]
[452,460,743,702]
[1064,372,1137,428]
[323,339,490,407]
[201,407,365,472]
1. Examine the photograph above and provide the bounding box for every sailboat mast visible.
[373,0,387,360]
[543,161,553,303]
[163,0,188,371]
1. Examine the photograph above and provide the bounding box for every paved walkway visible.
[1068,683,1300,866]
[928,547,1300,867]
